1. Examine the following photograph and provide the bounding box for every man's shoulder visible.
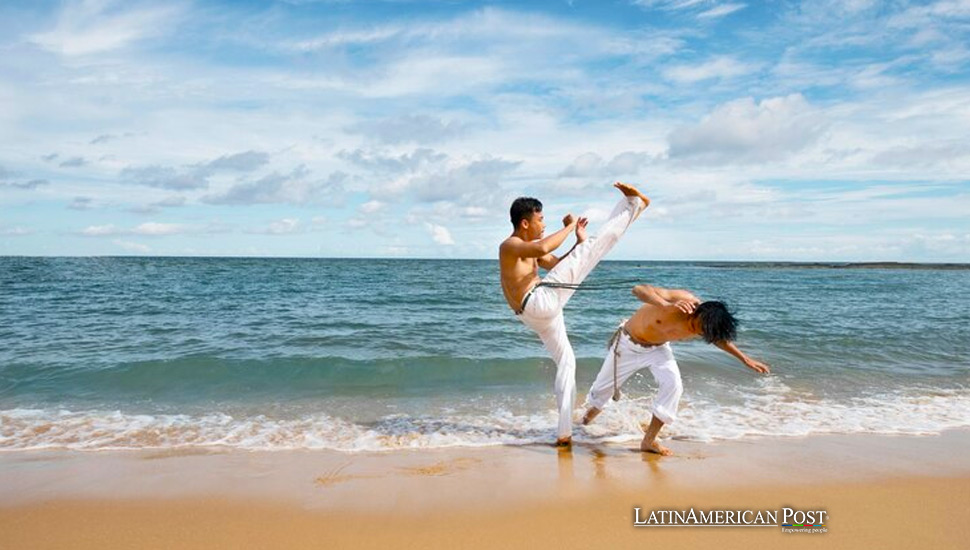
[499,235,524,253]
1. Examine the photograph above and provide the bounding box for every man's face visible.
[526,211,545,240]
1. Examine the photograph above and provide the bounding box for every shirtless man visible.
[500,182,650,447]
[582,284,770,455]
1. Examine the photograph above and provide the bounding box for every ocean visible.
[1,257,968,452]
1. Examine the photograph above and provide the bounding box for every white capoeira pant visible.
[516,196,646,439]
[585,327,683,425]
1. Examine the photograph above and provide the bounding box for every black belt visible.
[514,280,588,315]
[514,284,540,315]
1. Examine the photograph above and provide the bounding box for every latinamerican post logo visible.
[634,507,828,533]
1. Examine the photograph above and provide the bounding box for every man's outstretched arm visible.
[538,217,588,270]
[501,220,578,259]
[714,340,771,374]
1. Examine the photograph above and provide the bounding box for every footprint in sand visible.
[314,462,380,487]
[398,457,480,477]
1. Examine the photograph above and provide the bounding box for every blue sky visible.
[1,0,968,261]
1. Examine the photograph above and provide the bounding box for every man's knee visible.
[658,367,683,401]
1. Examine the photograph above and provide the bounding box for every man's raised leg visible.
[544,182,648,294]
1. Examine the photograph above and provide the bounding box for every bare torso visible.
[625,303,697,345]
[499,237,541,311]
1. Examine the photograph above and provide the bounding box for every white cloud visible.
[68,197,94,210]
[698,3,746,19]
[80,222,188,237]
[30,1,183,56]
[559,151,652,179]
[359,200,385,213]
[1,226,33,236]
[203,167,347,206]
[426,223,455,245]
[667,94,825,164]
[112,239,151,253]
[632,0,708,10]
[662,56,758,83]
[132,222,185,236]
[345,115,469,145]
[262,218,302,235]
[81,224,119,236]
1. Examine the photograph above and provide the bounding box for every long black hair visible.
[694,301,738,343]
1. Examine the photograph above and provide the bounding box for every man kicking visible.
[500,182,650,447]
[582,284,770,455]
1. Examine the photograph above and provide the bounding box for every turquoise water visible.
[1,257,968,451]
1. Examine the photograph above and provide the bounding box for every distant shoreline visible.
[690,261,970,270]
[2,256,969,270]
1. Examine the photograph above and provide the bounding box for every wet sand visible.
[2,429,969,549]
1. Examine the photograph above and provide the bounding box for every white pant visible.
[518,196,645,438]
[585,331,683,425]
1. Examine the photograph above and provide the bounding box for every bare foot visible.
[555,437,572,448]
[614,181,650,208]
[582,407,601,425]
[640,439,673,456]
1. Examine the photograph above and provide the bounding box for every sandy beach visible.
[2,429,969,549]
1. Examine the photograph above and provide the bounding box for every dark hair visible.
[510,197,542,228]
[693,301,738,344]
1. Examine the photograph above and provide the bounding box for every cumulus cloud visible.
[127,196,186,214]
[338,148,447,174]
[345,115,469,145]
[259,218,302,235]
[405,157,519,202]
[80,222,190,237]
[203,167,346,206]
[121,165,207,190]
[559,151,653,178]
[340,148,518,203]
[120,150,271,191]
[426,223,455,245]
[204,150,270,172]
[667,94,825,164]
[81,224,119,236]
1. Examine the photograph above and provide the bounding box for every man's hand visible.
[744,359,771,375]
[672,300,697,314]
[575,217,588,242]
[562,213,576,227]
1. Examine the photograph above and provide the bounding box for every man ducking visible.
[582,284,771,455]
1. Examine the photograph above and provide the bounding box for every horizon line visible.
[1,255,968,266]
